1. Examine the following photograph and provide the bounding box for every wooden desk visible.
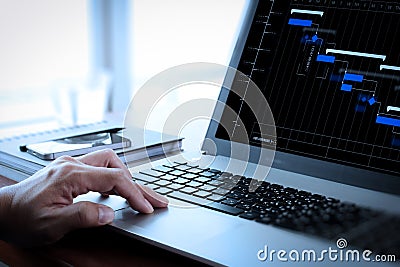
[0,175,208,267]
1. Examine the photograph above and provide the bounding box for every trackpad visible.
[113,205,241,249]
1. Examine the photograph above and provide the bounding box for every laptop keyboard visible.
[133,162,400,257]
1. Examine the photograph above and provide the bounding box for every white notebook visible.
[0,120,182,182]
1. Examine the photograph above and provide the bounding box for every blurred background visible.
[0,0,247,138]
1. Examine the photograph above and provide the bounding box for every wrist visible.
[0,185,16,241]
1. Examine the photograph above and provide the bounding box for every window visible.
[130,0,248,150]
[0,0,89,128]
[0,0,248,142]
[131,0,248,92]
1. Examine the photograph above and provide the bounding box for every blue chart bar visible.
[288,18,312,27]
[376,116,400,127]
[344,73,364,82]
[341,84,352,92]
[316,55,335,63]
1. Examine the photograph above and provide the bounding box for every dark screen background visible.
[216,0,400,175]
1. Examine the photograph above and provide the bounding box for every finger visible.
[53,202,115,234]
[78,149,133,180]
[69,166,154,213]
[136,183,169,208]
[101,183,168,208]
[79,149,128,170]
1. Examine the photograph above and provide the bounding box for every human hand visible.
[0,149,168,246]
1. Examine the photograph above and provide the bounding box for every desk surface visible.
[0,175,207,267]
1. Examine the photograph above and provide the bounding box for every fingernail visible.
[144,199,154,213]
[157,193,169,205]
[98,206,114,224]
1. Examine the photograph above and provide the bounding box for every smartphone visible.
[25,129,131,160]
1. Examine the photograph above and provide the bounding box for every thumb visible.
[56,201,115,232]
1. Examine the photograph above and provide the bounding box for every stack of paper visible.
[0,120,182,182]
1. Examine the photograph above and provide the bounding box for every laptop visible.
[110,0,400,266]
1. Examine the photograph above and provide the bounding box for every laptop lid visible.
[203,0,400,195]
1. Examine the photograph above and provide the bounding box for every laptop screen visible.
[215,0,400,176]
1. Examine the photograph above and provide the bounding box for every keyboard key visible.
[216,172,233,181]
[255,184,269,193]
[170,170,185,176]
[193,190,212,198]
[182,173,198,179]
[155,180,172,187]
[160,174,176,181]
[195,177,211,183]
[207,194,224,202]
[167,183,185,191]
[168,191,209,205]
[152,165,173,173]
[187,167,204,174]
[180,187,198,194]
[140,169,164,177]
[175,164,192,171]
[208,180,224,186]
[213,188,230,195]
[236,203,253,210]
[162,162,180,168]
[229,175,243,183]
[239,211,261,220]
[206,202,244,216]
[220,182,236,190]
[252,205,270,214]
[226,191,245,200]
[235,185,252,193]
[133,173,159,183]
[156,187,173,195]
[200,171,217,177]
[298,190,311,197]
[271,184,284,190]
[238,177,252,185]
[174,178,190,184]
[168,191,243,216]
[186,181,203,188]
[284,187,298,193]
[221,198,239,206]
[199,184,216,192]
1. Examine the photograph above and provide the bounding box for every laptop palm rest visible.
[112,203,349,266]
[112,204,240,254]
